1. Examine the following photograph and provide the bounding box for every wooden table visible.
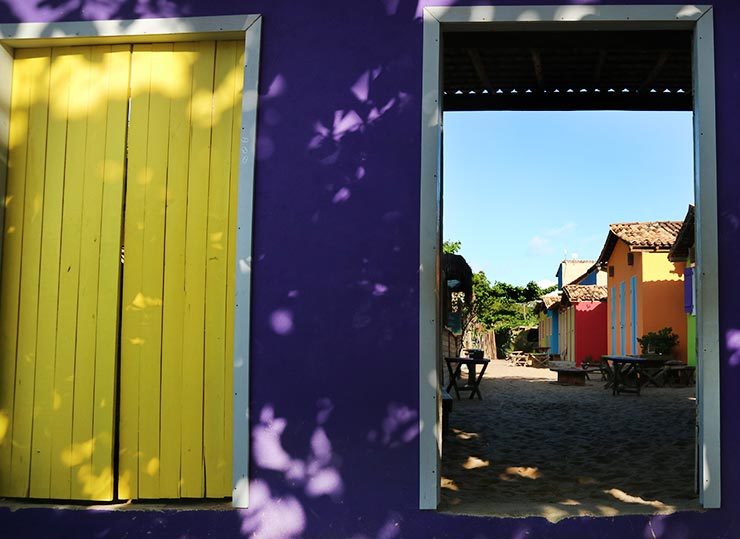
[603,355,667,396]
[445,357,491,400]
[528,353,550,368]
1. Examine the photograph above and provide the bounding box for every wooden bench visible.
[665,364,696,386]
[550,367,588,386]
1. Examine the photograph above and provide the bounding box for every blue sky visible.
[442,110,695,287]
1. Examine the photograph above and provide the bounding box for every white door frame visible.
[0,14,262,508]
[419,4,719,510]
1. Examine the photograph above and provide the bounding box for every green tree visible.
[442,240,461,254]
[443,240,556,355]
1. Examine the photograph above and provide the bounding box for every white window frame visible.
[0,14,262,508]
[419,4,719,510]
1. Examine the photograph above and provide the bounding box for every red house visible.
[558,285,608,366]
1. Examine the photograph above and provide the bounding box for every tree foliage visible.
[444,239,556,355]
[442,240,461,254]
[638,327,680,356]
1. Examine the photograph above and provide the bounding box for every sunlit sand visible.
[440,360,699,521]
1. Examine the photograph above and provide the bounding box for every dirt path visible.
[440,360,699,521]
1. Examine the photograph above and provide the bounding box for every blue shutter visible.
[610,287,616,354]
[630,276,638,354]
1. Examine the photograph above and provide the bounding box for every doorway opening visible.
[419,5,719,520]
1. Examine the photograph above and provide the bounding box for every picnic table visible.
[602,355,667,396]
[506,351,528,367]
[445,356,491,400]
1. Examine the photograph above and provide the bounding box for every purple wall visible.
[1,1,739,537]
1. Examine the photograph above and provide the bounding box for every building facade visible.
[596,222,688,362]
[670,205,697,366]
[0,2,736,538]
[558,284,608,366]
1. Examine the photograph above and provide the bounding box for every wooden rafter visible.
[466,48,493,90]
[530,48,544,88]
[593,49,607,86]
[640,49,671,91]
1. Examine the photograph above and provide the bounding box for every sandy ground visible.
[440,359,699,521]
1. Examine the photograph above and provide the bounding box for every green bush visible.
[637,327,679,356]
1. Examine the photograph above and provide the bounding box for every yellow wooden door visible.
[0,45,131,500]
[117,40,242,500]
[0,40,241,502]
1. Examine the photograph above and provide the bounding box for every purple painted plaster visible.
[1,1,739,537]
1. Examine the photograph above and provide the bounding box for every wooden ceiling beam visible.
[443,91,692,112]
[530,48,544,88]
[593,49,607,86]
[466,48,493,90]
[640,49,671,91]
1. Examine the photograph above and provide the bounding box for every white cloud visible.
[570,252,580,259]
[536,279,557,289]
[545,222,576,237]
[528,235,554,256]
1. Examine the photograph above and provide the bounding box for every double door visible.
[0,40,243,501]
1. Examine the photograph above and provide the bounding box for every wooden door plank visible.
[118,44,153,500]
[203,40,238,497]
[159,42,195,499]
[181,40,216,498]
[10,49,51,498]
[136,43,172,499]
[70,45,110,500]
[50,46,93,500]
[90,44,130,502]
[0,50,33,497]
[29,47,73,498]
[223,41,244,496]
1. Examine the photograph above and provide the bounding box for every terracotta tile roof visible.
[562,285,608,304]
[594,220,684,266]
[542,293,562,309]
[609,221,683,249]
[669,205,695,261]
[535,292,561,313]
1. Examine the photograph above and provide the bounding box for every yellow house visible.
[536,292,561,350]
[594,221,687,362]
